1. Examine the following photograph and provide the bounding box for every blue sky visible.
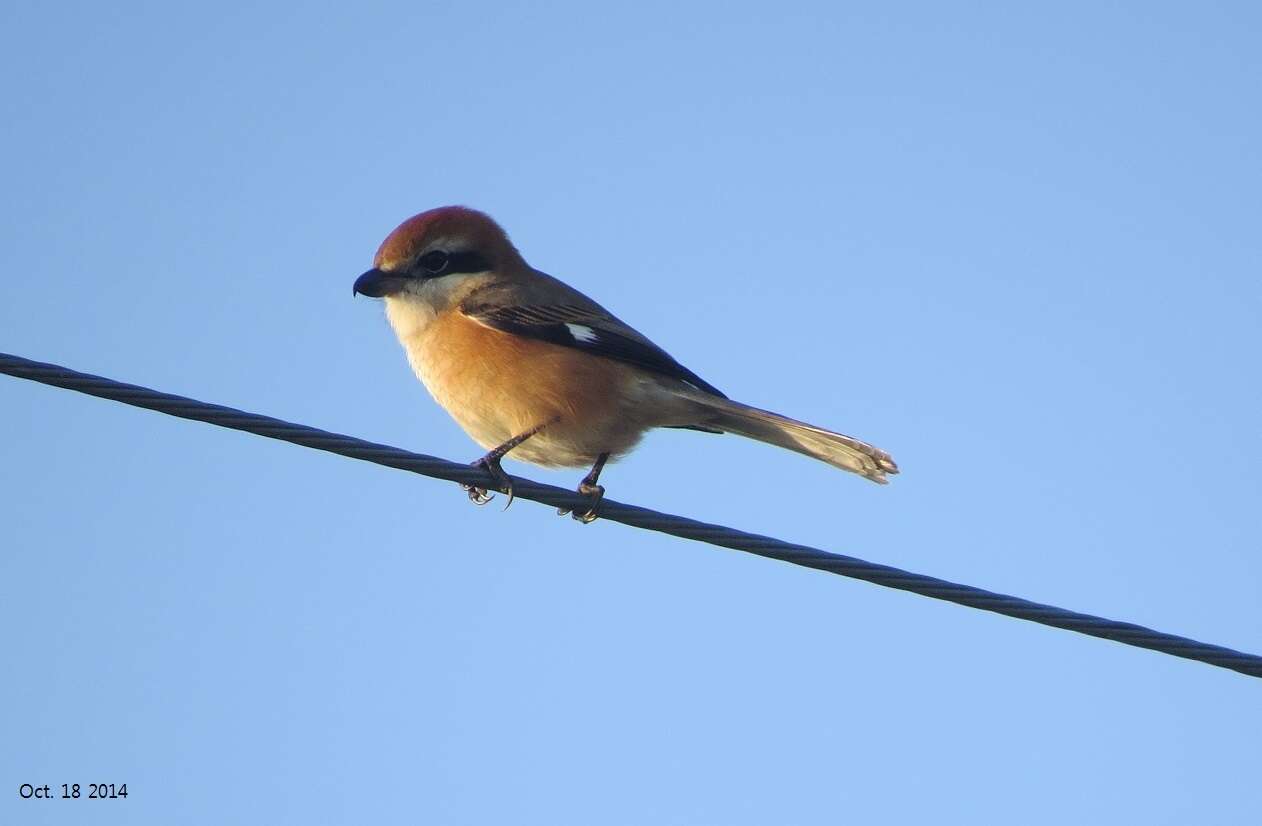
[2,2,1259,823]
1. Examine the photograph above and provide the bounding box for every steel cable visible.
[3,351,1259,679]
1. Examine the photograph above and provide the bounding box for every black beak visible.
[352,268,408,298]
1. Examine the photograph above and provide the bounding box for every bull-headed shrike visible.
[354,206,897,522]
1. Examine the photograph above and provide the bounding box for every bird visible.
[353,206,897,522]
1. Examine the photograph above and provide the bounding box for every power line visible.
[3,350,1260,679]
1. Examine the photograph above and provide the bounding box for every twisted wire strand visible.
[3,351,1259,679]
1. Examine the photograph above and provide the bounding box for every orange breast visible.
[405,309,638,462]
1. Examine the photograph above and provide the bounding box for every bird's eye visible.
[419,250,450,275]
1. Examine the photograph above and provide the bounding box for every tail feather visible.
[679,391,898,484]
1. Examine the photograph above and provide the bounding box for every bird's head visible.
[353,206,521,301]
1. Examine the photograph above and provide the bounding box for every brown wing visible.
[461,274,726,398]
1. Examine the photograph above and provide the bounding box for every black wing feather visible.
[463,303,726,398]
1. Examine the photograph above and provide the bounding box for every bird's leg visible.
[557,452,609,524]
[462,421,552,509]
[574,453,609,524]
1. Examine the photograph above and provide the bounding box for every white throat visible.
[383,271,491,341]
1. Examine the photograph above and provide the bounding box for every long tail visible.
[678,390,899,484]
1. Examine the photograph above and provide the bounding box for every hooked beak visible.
[352,268,408,298]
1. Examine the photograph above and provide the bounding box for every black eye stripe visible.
[446,251,491,273]
[419,250,449,274]
[419,250,492,277]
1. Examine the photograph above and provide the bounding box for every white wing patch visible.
[565,323,599,343]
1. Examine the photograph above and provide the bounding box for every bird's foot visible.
[557,481,604,524]
[461,456,515,508]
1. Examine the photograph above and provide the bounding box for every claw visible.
[558,481,603,523]
[558,454,609,524]
[462,485,492,505]
[463,456,513,509]
[576,481,604,523]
